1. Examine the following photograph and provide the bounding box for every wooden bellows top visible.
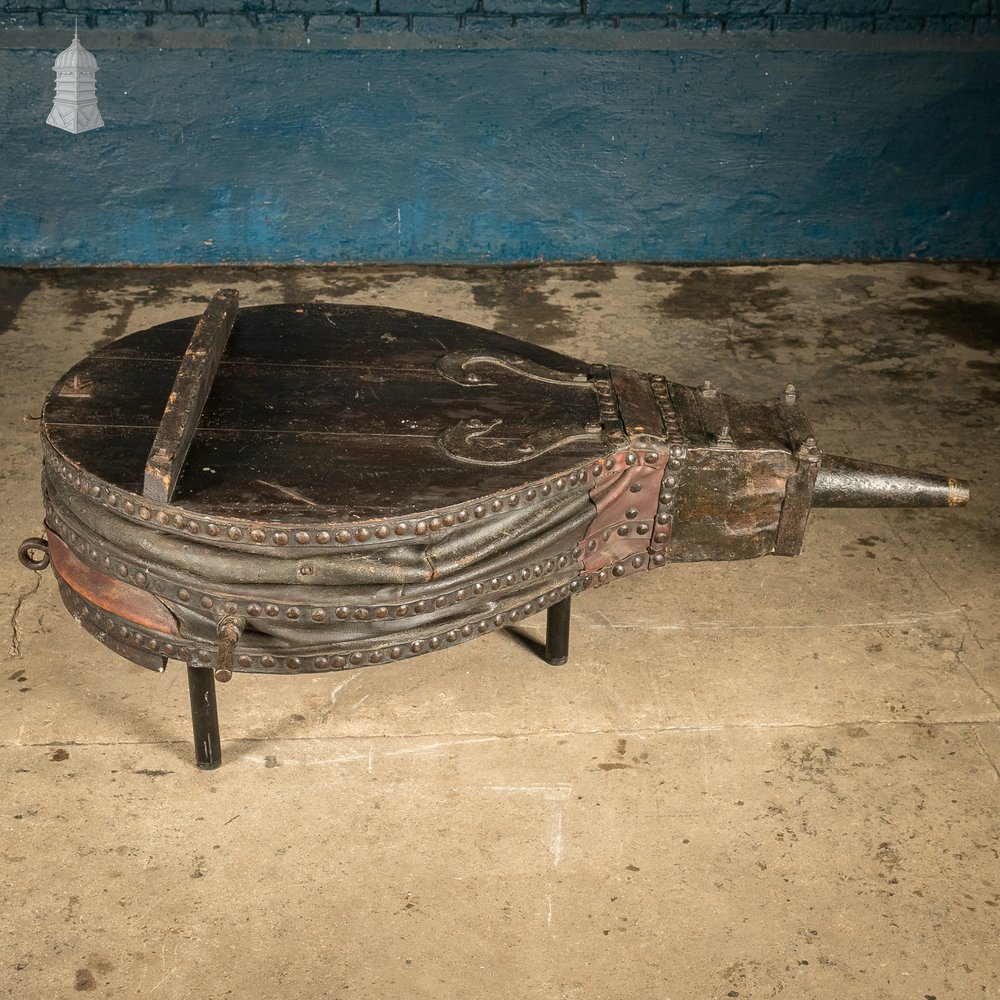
[42,299,610,523]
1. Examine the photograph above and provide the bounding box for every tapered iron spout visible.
[813,455,970,509]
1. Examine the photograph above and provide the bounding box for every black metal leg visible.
[544,597,572,666]
[187,664,222,770]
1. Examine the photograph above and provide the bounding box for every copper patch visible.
[47,531,179,636]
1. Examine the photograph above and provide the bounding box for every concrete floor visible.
[1,263,998,999]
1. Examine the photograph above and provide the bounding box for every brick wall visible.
[3,0,997,36]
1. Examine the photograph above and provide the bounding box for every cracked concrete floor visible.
[1,263,998,999]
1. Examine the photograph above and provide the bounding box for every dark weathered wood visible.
[142,289,239,503]
[46,423,604,519]
[94,303,594,379]
[43,358,600,438]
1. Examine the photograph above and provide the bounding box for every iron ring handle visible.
[18,536,50,572]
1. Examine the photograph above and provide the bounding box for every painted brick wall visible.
[1,0,998,262]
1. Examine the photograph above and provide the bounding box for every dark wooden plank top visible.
[43,304,609,522]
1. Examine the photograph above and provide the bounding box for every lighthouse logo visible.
[46,24,104,134]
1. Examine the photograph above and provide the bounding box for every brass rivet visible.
[247,603,262,616]
[261,655,275,669]
[355,528,370,542]
[228,526,243,541]
[375,525,389,539]
[178,589,191,602]
[251,529,265,543]
[296,531,311,544]
[286,607,300,620]
[312,609,326,622]
[335,607,349,619]
[201,596,214,609]
[335,530,351,544]
[287,657,301,671]
[316,531,331,544]
[315,657,329,669]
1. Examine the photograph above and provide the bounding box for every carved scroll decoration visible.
[435,348,604,466]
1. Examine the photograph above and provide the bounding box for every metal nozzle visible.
[813,455,970,509]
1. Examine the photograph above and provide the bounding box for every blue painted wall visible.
[1,1,999,263]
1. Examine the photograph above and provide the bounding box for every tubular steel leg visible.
[187,664,222,770]
[544,597,572,666]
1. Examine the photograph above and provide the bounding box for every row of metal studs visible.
[46,502,584,624]
[43,438,605,549]
[65,577,589,673]
[649,376,687,566]
[593,377,626,443]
